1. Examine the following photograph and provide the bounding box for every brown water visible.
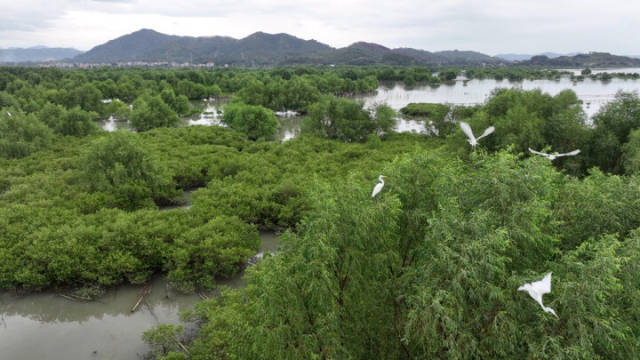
[0,232,279,360]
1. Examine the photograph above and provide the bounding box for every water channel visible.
[0,189,279,360]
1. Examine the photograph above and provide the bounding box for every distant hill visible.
[72,29,507,66]
[495,52,580,62]
[432,50,500,65]
[74,29,333,65]
[520,52,640,67]
[0,47,83,63]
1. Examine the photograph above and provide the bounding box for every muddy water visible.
[0,232,279,360]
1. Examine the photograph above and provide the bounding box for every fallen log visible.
[131,283,152,313]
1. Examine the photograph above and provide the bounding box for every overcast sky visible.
[0,0,637,55]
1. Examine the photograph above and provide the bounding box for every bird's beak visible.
[382,176,388,178]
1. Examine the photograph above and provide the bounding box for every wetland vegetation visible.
[1,65,640,359]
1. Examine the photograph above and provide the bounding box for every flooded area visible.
[558,67,640,75]
[97,73,640,138]
[356,77,640,118]
[0,232,280,360]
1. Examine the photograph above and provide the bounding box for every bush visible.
[0,111,53,159]
[130,94,179,132]
[81,131,176,210]
[221,102,279,140]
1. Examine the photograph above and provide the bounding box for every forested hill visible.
[73,29,333,65]
[72,29,505,66]
[0,47,82,63]
[521,52,640,67]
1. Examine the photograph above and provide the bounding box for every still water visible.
[0,229,279,360]
[355,77,640,118]
[98,75,640,137]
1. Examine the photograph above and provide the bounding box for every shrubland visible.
[1,66,640,359]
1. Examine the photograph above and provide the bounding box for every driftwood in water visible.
[176,340,190,354]
[131,283,152,313]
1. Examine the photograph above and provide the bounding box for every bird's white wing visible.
[534,272,552,295]
[459,122,476,142]
[528,148,549,157]
[476,126,495,140]
[556,149,581,157]
[371,182,384,197]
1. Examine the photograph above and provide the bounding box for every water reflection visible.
[185,102,225,127]
[98,115,132,132]
[558,67,640,75]
[277,116,303,141]
[356,78,640,118]
[97,76,640,141]
[0,232,279,360]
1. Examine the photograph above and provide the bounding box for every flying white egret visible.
[371,175,387,198]
[518,272,558,318]
[528,148,580,160]
[459,121,494,148]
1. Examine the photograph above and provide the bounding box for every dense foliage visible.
[303,96,395,141]
[0,124,438,290]
[2,66,640,359]
[221,102,279,140]
[173,150,640,360]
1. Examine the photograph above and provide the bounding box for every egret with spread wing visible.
[518,272,558,318]
[459,121,494,148]
[371,175,387,198]
[528,148,580,160]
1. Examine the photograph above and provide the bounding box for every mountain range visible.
[521,52,640,67]
[3,29,640,68]
[494,52,581,62]
[0,47,82,63]
[72,29,503,66]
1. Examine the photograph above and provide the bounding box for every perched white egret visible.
[6,111,11,117]
[518,272,558,318]
[529,148,580,160]
[371,175,387,198]
[459,121,494,148]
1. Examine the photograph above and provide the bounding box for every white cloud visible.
[0,0,638,54]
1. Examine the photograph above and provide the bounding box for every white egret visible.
[6,111,11,117]
[518,272,558,318]
[459,121,495,148]
[528,148,580,160]
[371,175,387,198]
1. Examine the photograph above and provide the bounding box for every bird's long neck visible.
[379,178,384,185]
[543,306,557,317]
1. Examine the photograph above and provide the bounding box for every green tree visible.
[130,95,179,132]
[82,131,176,210]
[373,104,396,135]
[168,215,260,291]
[0,111,53,159]
[622,128,640,174]
[221,102,279,140]
[56,106,98,137]
[303,96,378,142]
